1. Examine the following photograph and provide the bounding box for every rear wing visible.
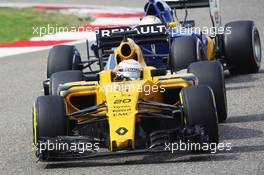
[95,24,170,70]
[96,24,169,51]
[165,0,221,28]
[164,0,209,9]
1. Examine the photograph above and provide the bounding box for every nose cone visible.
[104,81,142,150]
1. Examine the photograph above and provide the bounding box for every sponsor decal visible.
[113,98,132,117]
[116,127,128,135]
[99,24,167,38]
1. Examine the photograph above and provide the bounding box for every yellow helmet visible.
[140,15,162,25]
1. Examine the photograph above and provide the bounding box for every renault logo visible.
[116,127,128,135]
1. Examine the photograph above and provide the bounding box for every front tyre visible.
[33,96,67,160]
[180,85,219,152]
[188,61,227,123]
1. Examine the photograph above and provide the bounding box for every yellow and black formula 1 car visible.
[33,29,226,161]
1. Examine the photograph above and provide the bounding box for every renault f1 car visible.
[44,24,227,122]
[33,29,226,161]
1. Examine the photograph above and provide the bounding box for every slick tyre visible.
[225,21,262,74]
[188,61,227,122]
[180,85,219,152]
[47,45,82,78]
[171,36,207,72]
[33,96,67,159]
[50,70,83,95]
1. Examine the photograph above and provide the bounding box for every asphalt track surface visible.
[0,0,264,174]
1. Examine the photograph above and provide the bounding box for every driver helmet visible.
[117,59,142,80]
[139,15,162,25]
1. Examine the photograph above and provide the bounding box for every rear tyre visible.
[171,36,206,72]
[47,45,82,78]
[50,70,83,95]
[225,21,262,74]
[188,61,227,123]
[180,85,219,152]
[33,96,67,159]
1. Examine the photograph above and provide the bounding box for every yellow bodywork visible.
[57,40,197,151]
[207,37,215,60]
[112,38,146,72]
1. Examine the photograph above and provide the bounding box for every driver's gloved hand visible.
[114,72,125,81]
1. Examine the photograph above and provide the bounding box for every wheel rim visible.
[252,26,262,64]
[196,39,206,60]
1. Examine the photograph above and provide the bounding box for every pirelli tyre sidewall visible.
[47,45,82,78]
[180,85,219,151]
[225,21,262,74]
